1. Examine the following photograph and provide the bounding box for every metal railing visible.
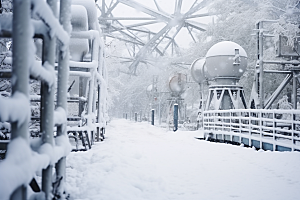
[0,0,108,199]
[203,109,300,151]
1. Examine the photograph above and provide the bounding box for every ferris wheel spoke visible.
[175,0,183,14]
[118,0,171,22]
[185,19,207,31]
[184,0,209,17]
[153,0,162,12]
[103,1,119,17]
[162,23,184,54]
[186,26,196,43]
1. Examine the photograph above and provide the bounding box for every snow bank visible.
[65,119,300,200]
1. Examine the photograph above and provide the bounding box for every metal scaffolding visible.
[97,0,210,75]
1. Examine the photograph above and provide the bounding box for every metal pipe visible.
[200,82,204,128]
[151,109,154,125]
[41,0,57,199]
[10,0,31,199]
[293,72,298,109]
[55,0,71,198]
[264,70,292,74]
[259,22,264,109]
[263,60,300,65]
[173,104,178,131]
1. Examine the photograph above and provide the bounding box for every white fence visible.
[203,109,300,151]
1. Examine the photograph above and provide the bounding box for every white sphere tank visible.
[205,41,247,79]
[190,58,211,83]
[168,73,187,95]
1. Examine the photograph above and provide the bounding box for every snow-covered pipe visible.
[31,0,69,49]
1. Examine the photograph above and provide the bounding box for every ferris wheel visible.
[97,0,211,75]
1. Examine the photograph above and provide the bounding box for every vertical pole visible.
[258,22,264,109]
[10,0,31,199]
[98,42,104,128]
[173,104,178,131]
[135,112,137,122]
[41,1,57,199]
[55,0,71,198]
[292,72,297,109]
[292,72,297,146]
[201,82,204,128]
[151,109,155,125]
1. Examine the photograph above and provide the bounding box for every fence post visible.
[10,0,31,199]
[173,104,178,131]
[41,0,57,198]
[272,111,276,150]
[55,0,71,198]
[151,109,155,125]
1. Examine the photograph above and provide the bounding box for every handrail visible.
[203,109,300,151]
[0,0,71,199]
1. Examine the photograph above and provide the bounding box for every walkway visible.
[65,119,300,200]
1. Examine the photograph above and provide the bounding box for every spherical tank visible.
[205,41,248,79]
[190,58,211,83]
[168,73,187,95]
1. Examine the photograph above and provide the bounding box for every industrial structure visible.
[0,0,300,199]
[167,73,187,130]
[191,25,300,152]
[0,0,108,199]
[97,0,210,75]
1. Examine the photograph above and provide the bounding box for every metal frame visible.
[203,109,300,151]
[0,0,108,199]
[98,0,211,74]
[251,20,300,109]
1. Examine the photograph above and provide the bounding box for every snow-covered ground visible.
[66,119,300,200]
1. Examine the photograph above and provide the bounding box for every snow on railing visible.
[0,92,30,125]
[0,0,109,199]
[0,0,72,199]
[203,109,300,151]
[31,0,69,48]
[67,16,108,141]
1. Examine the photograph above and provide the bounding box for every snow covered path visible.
[66,119,300,200]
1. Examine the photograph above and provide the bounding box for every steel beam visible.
[185,19,207,31]
[186,26,196,42]
[110,21,160,32]
[184,0,209,17]
[102,17,156,20]
[117,0,172,22]
[153,0,163,12]
[186,13,214,19]
[175,0,183,14]
[128,24,171,74]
